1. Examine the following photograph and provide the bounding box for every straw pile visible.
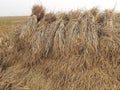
[0,5,120,90]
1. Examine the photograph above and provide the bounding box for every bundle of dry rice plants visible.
[0,7,120,90]
[32,5,45,22]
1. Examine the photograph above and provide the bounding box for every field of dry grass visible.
[0,6,120,90]
[0,16,27,33]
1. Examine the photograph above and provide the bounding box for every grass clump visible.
[0,5,120,90]
[32,5,45,22]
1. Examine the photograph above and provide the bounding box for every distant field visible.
[0,16,27,33]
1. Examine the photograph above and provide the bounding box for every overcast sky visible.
[0,0,120,16]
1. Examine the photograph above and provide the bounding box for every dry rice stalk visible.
[32,5,45,22]
[0,7,120,90]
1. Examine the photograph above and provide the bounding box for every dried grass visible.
[32,5,45,22]
[0,7,120,90]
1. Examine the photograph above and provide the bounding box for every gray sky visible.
[0,0,120,16]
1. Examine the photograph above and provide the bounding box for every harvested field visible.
[0,16,27,32]
[0,6,120,90]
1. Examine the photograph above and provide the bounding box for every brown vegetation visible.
[0,6,120,90]
[32,5,45,22]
